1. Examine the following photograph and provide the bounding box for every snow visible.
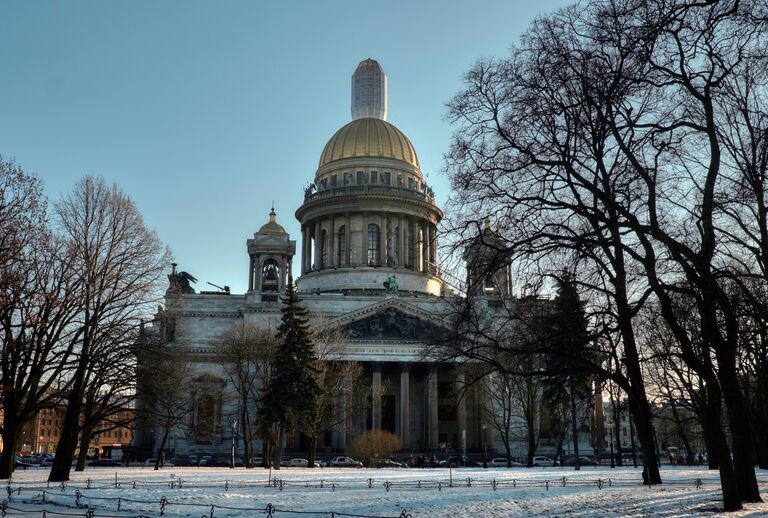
[3,466,768,517]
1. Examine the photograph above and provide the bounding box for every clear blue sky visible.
[1,0,571,293]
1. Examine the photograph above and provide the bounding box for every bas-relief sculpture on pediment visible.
[341,307,446,341]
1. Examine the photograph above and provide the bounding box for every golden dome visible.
[258,207,286,234]
[318,118,420,169]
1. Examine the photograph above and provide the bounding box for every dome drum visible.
[297,268,444,297]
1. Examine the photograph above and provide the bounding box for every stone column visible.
[248,254,255,292]
[345,213,351,266]
[423,221,431,273]
[399,363,410,447]
[328,215,335,268]
[456,368,467,453]
[253,254,261,292]
[300,226,305,274]
[409,218,416,271]
[287,258,293,283]
[302,225,311,274]
[333,381,348,449]
[426,369,438,449]
[398,215,405,267]
[382,213,389,267]
[313,220,322,270]
[361,212,368,266]
[429,224,437,272]
[372,363,382,430]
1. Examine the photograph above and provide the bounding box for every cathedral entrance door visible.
[382,395,396,434]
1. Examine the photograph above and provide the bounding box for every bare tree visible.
[444,0,767,508]
[218,322,277,468]
[135,336,193,470]
[0,158,81,478]
[482,365,545,467]
[73,326,137,471]
[48,176,169,482]
[309,321,363,467]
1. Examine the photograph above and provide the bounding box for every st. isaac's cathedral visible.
[134,59,593,461]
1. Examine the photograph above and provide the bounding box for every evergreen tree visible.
[260,281,322,468]
[544,273,591,470]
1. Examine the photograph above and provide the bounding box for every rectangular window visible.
[370,171,378,184]
[383,172,391,185]
[331,175,338,187]
[397,173,403,187]
[357,171,368,185]
[408,177,416,190]
[344,172,353,185]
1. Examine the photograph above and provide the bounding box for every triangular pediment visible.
[320,298,450,342]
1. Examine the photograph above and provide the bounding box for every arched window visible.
[337,226,346,266]
[262,259,279,292]
[367,224,380,265]
[321,230,328,268]
[195,394,215,441]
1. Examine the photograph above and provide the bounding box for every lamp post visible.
[230,418,237,469]
[482,423,488,469]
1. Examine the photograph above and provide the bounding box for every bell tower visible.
[247,207,296,302]
[463,219,512,298]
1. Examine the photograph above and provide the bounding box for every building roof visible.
[318,117,420,169]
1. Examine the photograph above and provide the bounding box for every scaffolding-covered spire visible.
[351,58,387,120]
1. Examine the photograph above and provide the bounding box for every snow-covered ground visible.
[3,466,768,517]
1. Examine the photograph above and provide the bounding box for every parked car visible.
[198,458,230,467]
[377,458,406,468]
[531,456,557,467]
[287,458,322,468]
[172,456,196,467]
[441,454,479,467]
[562,456,599,466]
[41,458,55,467]
[330,456,363,467]
[9,456,33,469]
[489,457,524,467]
[87,459,125,467]
[144,458,175,467]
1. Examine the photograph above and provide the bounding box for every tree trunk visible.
[570,378,580,471]
[701,422,719,470]
[715,350,762,503]
[273,427,283,470]
[613,405,623,467]
[612,264,661,483]
[48,365,88,482]
[700,379,742,510]
[262,435,272,469]
[0,420,22,478]
[307,436,317,468]
[154,426,170,471]
[241,404,252,468]
[526,419,537,467]
[503,437,513,467]
[75,429,92,471]
[756,435,768,471]
[628,411,638,468]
